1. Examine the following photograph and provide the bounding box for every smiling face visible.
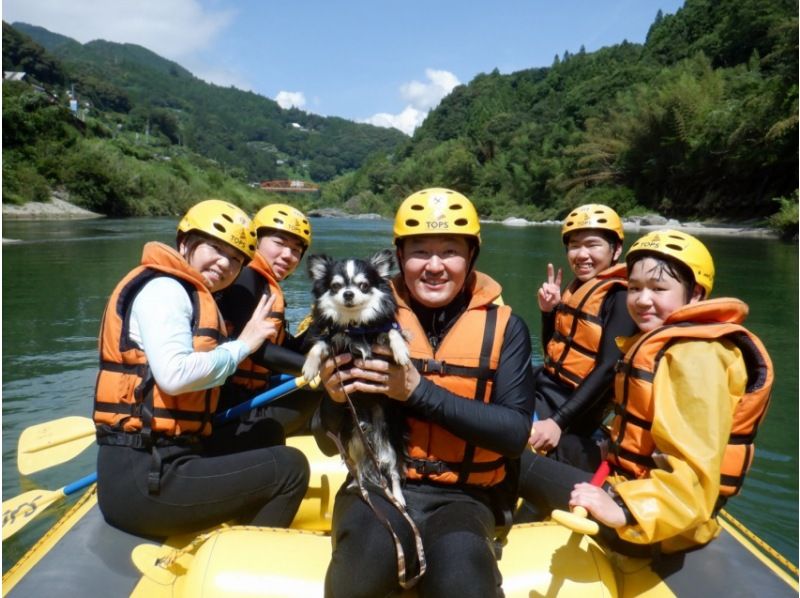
[565,230,621,283]
[182,236,245,292]
[398,235,473,308]
[626,256,702,332]
[257,231,306,280]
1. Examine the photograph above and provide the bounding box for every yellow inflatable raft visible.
[4,437,797,597]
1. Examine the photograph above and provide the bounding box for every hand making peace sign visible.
[537,262,563,313]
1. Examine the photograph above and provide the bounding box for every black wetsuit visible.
[97,419,309,537]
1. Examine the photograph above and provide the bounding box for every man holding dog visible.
[314,188,535,597]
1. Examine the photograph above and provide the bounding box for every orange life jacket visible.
[608,298,774,498]
[544,264,626,388]
[93,242,226,438]
[228,252,287,391]
[396,272,511,487]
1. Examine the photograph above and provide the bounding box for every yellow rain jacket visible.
[612,339,748,551]
[608,299,769,553]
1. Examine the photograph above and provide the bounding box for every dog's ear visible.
[307,254,334,282]
[369,249,395,279]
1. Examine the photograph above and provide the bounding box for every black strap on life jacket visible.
[407,456,506,476]
[410,358,497,379]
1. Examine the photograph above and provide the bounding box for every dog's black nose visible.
[342,290,354,302]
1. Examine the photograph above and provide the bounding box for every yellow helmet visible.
[561,204,624,244]
[177,199,256,260]
[252,203,312,249]
[393,188,481,244]
[626,229,715,296]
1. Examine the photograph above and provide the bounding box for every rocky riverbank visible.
[2,194,105,244]
[498,214,779,239]
[2,196,777,239]
[2,193,104,221]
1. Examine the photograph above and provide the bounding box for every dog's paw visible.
[391,477,406,508]
[388,328,410,366]
[302,358,320,383]
[302,341,327,382]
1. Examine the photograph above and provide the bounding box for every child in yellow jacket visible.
[518,229,773,554]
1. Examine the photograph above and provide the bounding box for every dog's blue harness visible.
[343,321,401,336]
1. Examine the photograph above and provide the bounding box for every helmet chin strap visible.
[467,241,480,273]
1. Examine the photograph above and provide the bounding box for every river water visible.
[2,217,797,573]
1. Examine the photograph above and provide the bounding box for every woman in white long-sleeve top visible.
[93,199,309,537]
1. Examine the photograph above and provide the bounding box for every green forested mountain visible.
[323,0,797,226]
[9,22,407,182]
[3,1,797,231]
[3,21,406,215]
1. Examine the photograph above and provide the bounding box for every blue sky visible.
[4,0,686,134]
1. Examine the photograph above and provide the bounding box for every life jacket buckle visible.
[422,360,446,375]
[414,459,448,475]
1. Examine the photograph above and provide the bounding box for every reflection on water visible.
[2,217,797,573]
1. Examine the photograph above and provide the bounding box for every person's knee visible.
[326,560,396,598]
[421,532,500,597]
[326,521,400,598]
[284,446,310,490]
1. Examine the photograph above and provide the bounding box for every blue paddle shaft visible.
[214,376,302,423]
[64,472,98,496]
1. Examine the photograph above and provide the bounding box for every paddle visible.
[17,416,97,475]
[2,374,316,541]
[213,374,316,422]
[14,374,299,476]
[2,473,97,541]
[550,460,611,535]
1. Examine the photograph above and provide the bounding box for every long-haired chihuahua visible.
[302,249,410,505]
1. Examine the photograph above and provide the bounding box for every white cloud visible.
[400,69,461,110]
[275,91,307,110]
[365,69,460,135]
[364,106,425,136]
[3,0,234,60]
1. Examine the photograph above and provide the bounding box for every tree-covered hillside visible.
[321,0,797,228]
[4,1,797,234]
[3,21,407,215]
[11,22,407,183]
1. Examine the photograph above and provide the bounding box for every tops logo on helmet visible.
[231,230,247,249]
[638,240,662,249]
[425,194,449,230]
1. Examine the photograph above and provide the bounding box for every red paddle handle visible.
[589,461,611,487]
